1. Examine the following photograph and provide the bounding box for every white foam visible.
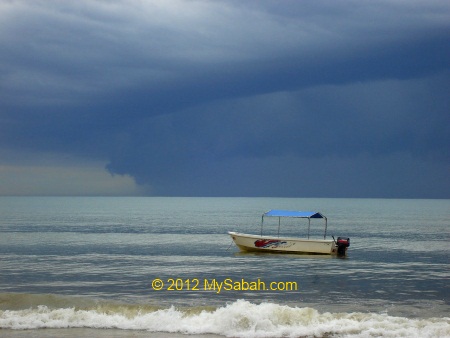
[1,300,449,337]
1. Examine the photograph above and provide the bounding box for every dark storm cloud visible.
[105,74,450,197]
[1,0,449,197]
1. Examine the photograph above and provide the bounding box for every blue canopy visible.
[260,209,328,239]
[263,210,325,219]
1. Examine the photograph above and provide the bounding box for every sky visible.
[0,0,449,198]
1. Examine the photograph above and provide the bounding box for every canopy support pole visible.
[307,218,311,239]
[260,215,264,237]
[277,217,281,237]
[324,217,328,239]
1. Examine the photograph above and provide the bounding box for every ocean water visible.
[0,197,448,337]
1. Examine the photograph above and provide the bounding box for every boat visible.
[228,209,350,255]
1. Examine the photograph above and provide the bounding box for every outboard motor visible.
[336,237,350,255]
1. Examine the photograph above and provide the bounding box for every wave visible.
[1,294,449,337]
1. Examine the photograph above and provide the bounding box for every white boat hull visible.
[228,231,338,255]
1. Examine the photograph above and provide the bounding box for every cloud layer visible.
[1,0,449,197]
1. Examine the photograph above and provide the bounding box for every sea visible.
[0,197,448,337]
